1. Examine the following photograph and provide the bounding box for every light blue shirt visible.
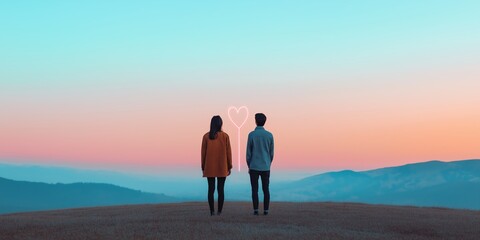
[246,126,274,171]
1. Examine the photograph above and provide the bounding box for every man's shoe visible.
[253,210,259,216]
[263,211,269,216]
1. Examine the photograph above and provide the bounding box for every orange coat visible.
[201,131,232,177]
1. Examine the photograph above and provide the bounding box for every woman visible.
[201,115,232,216]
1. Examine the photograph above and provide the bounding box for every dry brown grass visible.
[0,202,479,240]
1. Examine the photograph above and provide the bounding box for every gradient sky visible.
[1,1,479,175]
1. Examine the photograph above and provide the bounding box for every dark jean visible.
[207,177,226,213]
[249,169,270,211]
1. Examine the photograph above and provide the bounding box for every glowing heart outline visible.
[227,106,249,129]
[227,106,249,172]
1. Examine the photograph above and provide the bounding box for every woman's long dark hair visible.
[209,115,223,140]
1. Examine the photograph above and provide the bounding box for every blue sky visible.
[1,1,479,174]
[2,0,479,82]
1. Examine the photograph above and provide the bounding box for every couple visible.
[201,113,274,216]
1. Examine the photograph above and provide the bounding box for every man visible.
[246,113,274,216]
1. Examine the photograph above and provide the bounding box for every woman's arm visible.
[226,134,233,171]
[201,135,207,170]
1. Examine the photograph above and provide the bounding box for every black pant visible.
[249,170,270,211]
[207,177,226,213]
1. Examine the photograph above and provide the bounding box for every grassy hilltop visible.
[0,202,479,240]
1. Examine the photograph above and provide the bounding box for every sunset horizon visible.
[2,2,479,174]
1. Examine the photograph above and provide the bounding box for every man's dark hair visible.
[255,113,267,126]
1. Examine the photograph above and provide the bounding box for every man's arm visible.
[270,135,274,162]
[246,134,252,168]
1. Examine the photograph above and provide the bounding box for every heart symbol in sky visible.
[228,106,249,129]
[228,106,249,172]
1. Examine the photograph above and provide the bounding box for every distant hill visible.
[0,177,177,214]
[0,162,207,199]
[1,159,479,213]
[0,202,479,240]
[274,159,480,210]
